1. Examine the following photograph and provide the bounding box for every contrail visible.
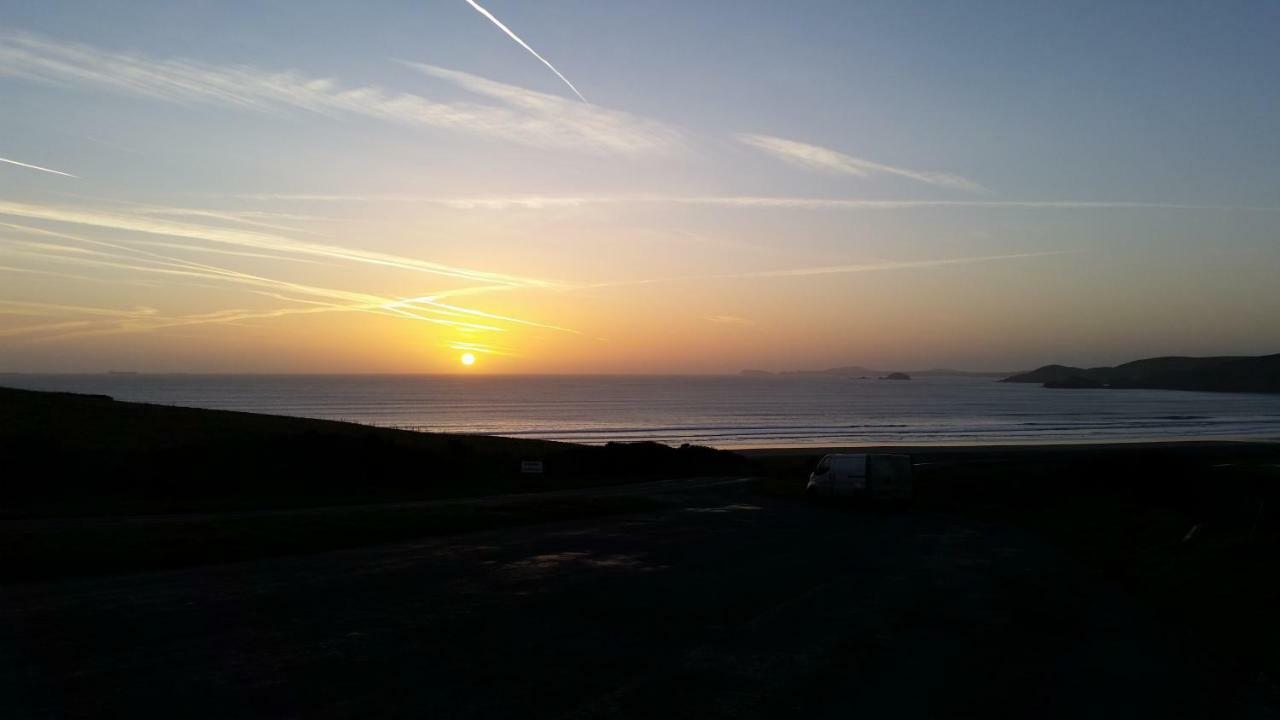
[0,156,77,178]
[462,0,588,103]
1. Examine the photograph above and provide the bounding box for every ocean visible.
[5,373,1280,448]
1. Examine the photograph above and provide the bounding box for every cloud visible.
[0,156,77,178]
[128,206,328,235]
[0,319,93,339]
[670,196,1262,211]
[719,251,1074,279]
[401,63,679,155]
[589,250,1075,290]
[462,0,587,103]
[704,314,755,326]
[227,192,604,208]
[736,133,983,192]
[0,232,557,343]
[221,192,1276,213]
[0,200,557,287]
[388,295,579,333]
[447,340,519,357]
[0,204,1069,347]
[0,31,679,156]
[0,204,579,344]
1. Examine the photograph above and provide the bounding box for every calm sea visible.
[5,374,1280,448]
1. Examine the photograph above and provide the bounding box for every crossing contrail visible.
[462,0,588,103]
[0,156,77,178]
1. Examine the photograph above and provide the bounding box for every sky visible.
[1,0,1278,374]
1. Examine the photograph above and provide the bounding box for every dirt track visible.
[2,482,1272,718]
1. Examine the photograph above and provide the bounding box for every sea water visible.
[5,374,1280,448]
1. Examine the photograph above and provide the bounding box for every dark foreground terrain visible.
[4,387,1280,717]
[0,385,747,515]
[4,478,1275,719]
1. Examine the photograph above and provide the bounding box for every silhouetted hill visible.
[1002,354,1280,393]
[0,386,747,513]
[1002,364,1098,384]
[1044,375,1106,389]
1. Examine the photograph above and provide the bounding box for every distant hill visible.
[740,366,1012,378]
[1001,354,1280,394]
[910,368,1015,378]
[784,365,881,377]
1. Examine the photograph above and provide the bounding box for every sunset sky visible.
[2,1,1278,373]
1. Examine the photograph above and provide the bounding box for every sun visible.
[459,352,476,367]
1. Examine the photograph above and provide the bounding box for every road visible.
[1,481,1270,719]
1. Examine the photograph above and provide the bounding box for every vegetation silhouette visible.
[0,386,747,514]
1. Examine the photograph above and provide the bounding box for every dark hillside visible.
[0,386,746,514]
[1002,354,1280,393]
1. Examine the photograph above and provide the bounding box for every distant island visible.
[881,372,912,381]
[1001,354,1280,394]
[740,366,1011,378]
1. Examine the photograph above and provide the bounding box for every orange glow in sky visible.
[2,12,1279,375]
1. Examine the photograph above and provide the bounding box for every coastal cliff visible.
[1002,354,1280,394]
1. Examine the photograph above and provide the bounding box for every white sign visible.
[520,460,544,474]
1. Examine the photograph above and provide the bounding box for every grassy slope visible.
[0,385,746,580]
[0,386,746,514]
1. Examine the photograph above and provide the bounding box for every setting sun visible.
[459,352,476,367]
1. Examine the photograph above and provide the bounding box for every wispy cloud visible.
[0,262,162,287]
[0,319,94,339]
[720,251,1073,279]
[590,250,1075,289]
[446,340,520,357]
[0,221,572,343]
[670,196,1266,211]
[226,192,603,208]
[401,62,677,155]
[0,202,1070,347]
[0,155,77,178]
[387,295,579,333]
[0,200,557,287]
[0,202,581,345]
[461,0,587,103]
[704,314,755,326]
[222,192,1275,213]
[128,206,326,235]
[0,31,678,156]
[736,133,983,192]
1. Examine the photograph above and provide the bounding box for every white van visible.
[805,453,913,501]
